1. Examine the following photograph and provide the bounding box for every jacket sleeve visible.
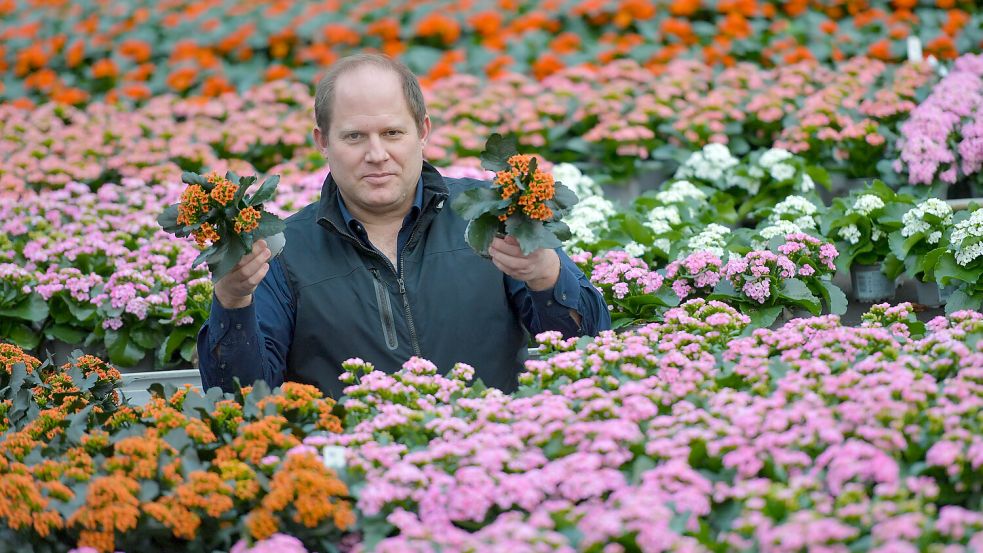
[506,248,611,338]
[196,259,295,393]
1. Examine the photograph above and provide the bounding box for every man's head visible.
[313,54,431,223]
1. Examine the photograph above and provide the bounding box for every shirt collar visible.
[337,175,424,234]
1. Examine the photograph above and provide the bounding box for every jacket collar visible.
[317,161,450,237]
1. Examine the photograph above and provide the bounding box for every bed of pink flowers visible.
[309,301,983,552]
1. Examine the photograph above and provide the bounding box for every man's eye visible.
[345,133,361,140]
[386,130,402,136]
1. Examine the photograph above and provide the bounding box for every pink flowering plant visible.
[893,53,983,197]
[660,250,725,303]
[819,179,915,277]
[571,250,678,329]
[711,245,837,327]
[0,263,48,350]
[772,233,847,316]
[323,306,983,552]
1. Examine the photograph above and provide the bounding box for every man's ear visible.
[419,114,431,145]
[313,127,327,151]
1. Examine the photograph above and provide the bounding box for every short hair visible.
[314,53,428,137]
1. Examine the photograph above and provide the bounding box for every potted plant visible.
[820,180,915,302]
[934,205,983,314]
[890,198,956,307]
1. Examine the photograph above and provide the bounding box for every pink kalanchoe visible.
[230,534,308,553]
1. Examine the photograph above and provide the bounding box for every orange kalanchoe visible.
[255,452,354,534]
[177,184,210,226]
[416,12,461,45]
[69,474,141,552]
[208,174,238,205]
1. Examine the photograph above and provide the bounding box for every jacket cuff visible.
[207,294,260,351]
[528,263,581,316]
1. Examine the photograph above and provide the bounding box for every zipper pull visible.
[397,277,406,295]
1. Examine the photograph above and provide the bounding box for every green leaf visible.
[163,326,197,363]
[505,216,562,255]
[936,253,980,286]
[748,305,783,328]
[551,182,579,211]
[106,328,147,368]
[157,204,181,232]
[65,301,97,323]
[43,324,87,345]
[620,213,654,244]
[451,185,506,220]
[916,247,946,280]
[480,133,517,173]
[181,171,207,187]
[945,289,983,315]
[249,174,280,206]
[464,214,500,256]
[0,294,49,322]
[208,236,248,282]
[778,278,819,309]
[5,323,41,350]
[233,174,254,206]
[820,280,848,316]
[130,327,160,350]
[252,210,285,240]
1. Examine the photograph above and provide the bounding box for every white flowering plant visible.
[674,145,829,225]
[934,205,983,313]
[819,180,915,276]
[889,198,954,284]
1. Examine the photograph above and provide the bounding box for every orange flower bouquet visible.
[158,171,285,281]
[452,134,578,256]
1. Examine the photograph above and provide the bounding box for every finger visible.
[237,247,272,280]
[489,237,525,259]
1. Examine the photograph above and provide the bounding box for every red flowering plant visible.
[452,134,578,256]
[158,171,285,281]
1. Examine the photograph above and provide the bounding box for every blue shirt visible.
[197,180,611,393]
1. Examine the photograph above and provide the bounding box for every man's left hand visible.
[488,235,560,291]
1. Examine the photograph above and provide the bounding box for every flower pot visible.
[850,264,896,303]
[914,280,957,308]
[265,231,286,257]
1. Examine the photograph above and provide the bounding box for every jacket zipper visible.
[369,268,399,350]
[330,223,424,356]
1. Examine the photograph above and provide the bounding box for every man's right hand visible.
[214,239,272,309]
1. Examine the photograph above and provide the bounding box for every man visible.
[197,53,610,398]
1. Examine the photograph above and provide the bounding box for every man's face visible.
[313,66,430,222]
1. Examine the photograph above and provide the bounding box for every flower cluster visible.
[0,348,354,552]
[495,154,557,222]
[894,53,983,188]
[661,250,725,301]
[572,250,674,329]
[948,208,983,268]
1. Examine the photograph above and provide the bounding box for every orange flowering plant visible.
[158,171,285,281]
[452,134,578,256]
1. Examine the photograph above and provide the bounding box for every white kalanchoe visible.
[565,195,617,245]
[798,173,815,193]
[851,194,886,216]
[645,205,682,235]
[748,165,765,179]
[656,180,707,204]
[949,209,983,266]
[901,198,953,245]
[771,195,818,229]
[724,173,760,195]
[551,163,600,201]
[769,163,796,182]
[322,446,347,471]
[675,143,739,183]
[686,223,731,258]
[839,224,861,245]
[758,148,793,169]
[624,241,646,258]
[755,220,803,249]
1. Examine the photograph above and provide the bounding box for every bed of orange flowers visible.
[0,0,979,107]
[0,343,354,552]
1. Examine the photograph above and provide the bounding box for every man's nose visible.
[365,135,390,163]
